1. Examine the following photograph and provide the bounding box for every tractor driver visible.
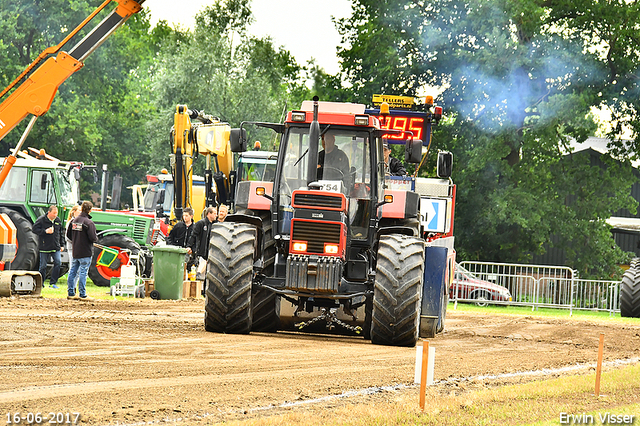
[317,132,351,191]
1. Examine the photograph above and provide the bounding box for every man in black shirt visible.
[33,205,65,288]
[317,133,351,190]
[166,207,194,247]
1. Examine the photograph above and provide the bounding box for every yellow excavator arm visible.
[171,105,231,221]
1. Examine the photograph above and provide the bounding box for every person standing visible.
[166,207,195,247]
[33,205,65,289]
[66,201,98,301]
[187,206,217,289]
[187,206,217,261]
[65,205,81,291]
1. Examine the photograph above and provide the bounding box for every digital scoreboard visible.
[364,108,433,145]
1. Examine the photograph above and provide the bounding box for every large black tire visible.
[251,287,280,332]
[621,259,640,318]
[371,235,425,347]
[205,223,255,334]
[0,208,38,271]
[88,234,145,287]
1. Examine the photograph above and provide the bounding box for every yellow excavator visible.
[0,0,144,296]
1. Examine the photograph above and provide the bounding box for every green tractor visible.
[0,149,159,287]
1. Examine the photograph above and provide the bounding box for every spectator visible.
[383,142,407,176]
[166,207,195,247]
[66,201,98,301]
[217,204,228,223]
[187,206,217,260]
[33,205,65,289]
[187,206,217,291]
[65,205,81,291]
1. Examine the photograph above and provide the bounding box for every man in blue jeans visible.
[32,205,65,289]
[66,201,98,301]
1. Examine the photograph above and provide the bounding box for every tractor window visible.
[0,167,27,202]
[30,170,57,205]
[57,169,78,206]
[278,127,373,238]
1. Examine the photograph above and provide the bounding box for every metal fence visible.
[454,261,621,316]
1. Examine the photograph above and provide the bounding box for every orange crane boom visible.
[0,0,143,188]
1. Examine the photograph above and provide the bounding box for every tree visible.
[147,0,309,172]
[336,0,639,277]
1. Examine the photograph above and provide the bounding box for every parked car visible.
[450,264,513,306]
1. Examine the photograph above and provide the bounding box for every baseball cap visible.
[383,142,389,149]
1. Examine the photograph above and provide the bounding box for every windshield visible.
[278,127,374,239]
[57,169,78,206]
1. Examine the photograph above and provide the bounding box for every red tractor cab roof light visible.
[291,111,306,122]
[354,115,369,126]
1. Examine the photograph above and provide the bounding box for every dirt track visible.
[0,297,638,425]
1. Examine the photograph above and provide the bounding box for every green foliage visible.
[336,0,640,278]
[146,0,309,173]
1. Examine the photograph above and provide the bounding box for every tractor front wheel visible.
[371,234,425,347]
[0,208,38,271]
[205,223,255,334]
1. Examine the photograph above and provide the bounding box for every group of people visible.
[33,201,97,300]
[166,204,228,272]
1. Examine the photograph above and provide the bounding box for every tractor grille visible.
[291,220,341,254]
[133,219,147,242]
[293,192,344,210]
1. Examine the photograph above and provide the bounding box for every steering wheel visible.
[321,166,345,180]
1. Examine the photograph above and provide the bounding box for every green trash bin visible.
[150,245,188,300]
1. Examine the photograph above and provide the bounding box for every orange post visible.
[419,340,429,410]
[595,333,604,396]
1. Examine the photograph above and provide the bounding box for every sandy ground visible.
[0,297,638,425]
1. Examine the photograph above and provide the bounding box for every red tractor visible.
[205,97,455,346]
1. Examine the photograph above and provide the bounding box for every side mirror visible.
[404,139,422,164]
[437,151,453,178]
[40,174,48,190]
[230,128,247,153]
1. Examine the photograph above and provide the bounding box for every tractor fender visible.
[377,226,417,238]
[97,228,127,238]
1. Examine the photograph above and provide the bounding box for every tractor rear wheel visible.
[251,287,280,332]
[621,259,640,318]
[89,235,145,287]
[0,208,38,271]
[250,211,279,332]
[371,234,425,347]
[205,223,255,334]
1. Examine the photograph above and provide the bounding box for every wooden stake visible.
[419,340,429,410]
[595,333,604,396]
